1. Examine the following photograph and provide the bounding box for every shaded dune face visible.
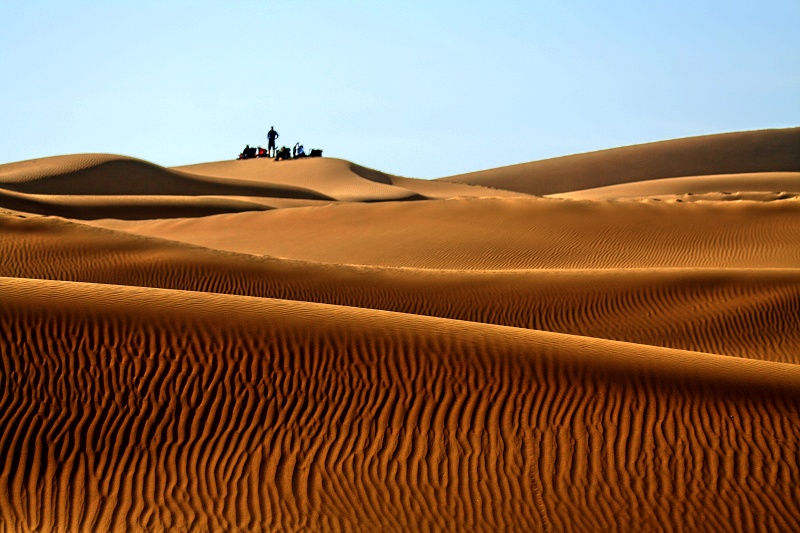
[2,279,800,532]
[0,154,330,199]
[0,188,275,220]
[0,155,500,220]
[0,155,334,219]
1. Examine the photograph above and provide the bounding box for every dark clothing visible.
[239,145,257,159]
[267,129,279,156]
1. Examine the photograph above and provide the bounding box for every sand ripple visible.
[1,278,799,532]
[2,214,799,364]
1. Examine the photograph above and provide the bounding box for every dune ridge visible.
[440,128,800,195]
[1,127,799,532]
[0,155,533,219]
[2,213,799,364]
[0,190,274,220]
[551,171,800,201]
[174,157,529,203]
[0,154,330,199]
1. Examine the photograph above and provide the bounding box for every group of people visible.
[238,126,322,161]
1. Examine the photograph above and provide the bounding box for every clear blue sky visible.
[1,1,798,178]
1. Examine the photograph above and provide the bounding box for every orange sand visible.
[1,128,799,532]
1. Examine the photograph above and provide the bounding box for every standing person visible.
[267,127,279,157]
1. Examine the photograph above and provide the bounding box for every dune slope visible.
[175,157,528,202]
[2,278,799,532]
[90,196,800,270]
[2,213,799,364]
[552,171,800,201]
[440,128,800,195]
[0,154,330,199]
[1,128,799,532]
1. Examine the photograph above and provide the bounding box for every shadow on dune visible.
[0,155,335,201]
[0,189,274,220]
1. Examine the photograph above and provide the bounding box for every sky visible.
[1,1,798,179]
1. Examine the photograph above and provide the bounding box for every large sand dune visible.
[440,127,800,195]
[1,128,799,532]
[89,196,800,269]
[2,214,799,364]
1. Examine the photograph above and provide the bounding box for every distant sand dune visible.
[3,213,799,364]
[552,171,800,200]
[1,128,799,532]
[440,128,800,195]
[174,157,527,202]
[0,153,332,199]
[2,277,799,532]
[0,189,273,219]
[175,157,424,202]
[0,155,528,219]
[90,196,800,269]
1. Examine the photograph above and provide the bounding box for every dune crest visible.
[440,127,800,195]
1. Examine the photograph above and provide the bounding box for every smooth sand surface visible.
[440,127,800,195]
[551,171,800,201]
[1,128,799,532]
[175,157,528,203]
[89,196,800,269]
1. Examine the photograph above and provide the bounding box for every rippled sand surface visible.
[1,128,799,532]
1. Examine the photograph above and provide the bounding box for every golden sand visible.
[1,128,799,532]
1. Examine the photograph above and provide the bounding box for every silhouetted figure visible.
[257,146,268,157]
[267,127,279,157]
[239,144,257,159]
[296,144,306,157]
[309,149,323,157]
[274,146,292,161]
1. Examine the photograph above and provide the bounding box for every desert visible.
[1,127,800,532]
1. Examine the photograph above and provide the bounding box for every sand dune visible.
[175,157,527,202]
[0,189,274,219]
[0,155,529,219]
[2,213,799,364]
[440,128,800,195]
[552,171,800,201]
[2,277,799,532]
[1,128,799,532]
[175,157,424,202]
[0,154,331,199]
[90,195,800,269]
[0,154,336,219]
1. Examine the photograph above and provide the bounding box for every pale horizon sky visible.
[1,1,798,179]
